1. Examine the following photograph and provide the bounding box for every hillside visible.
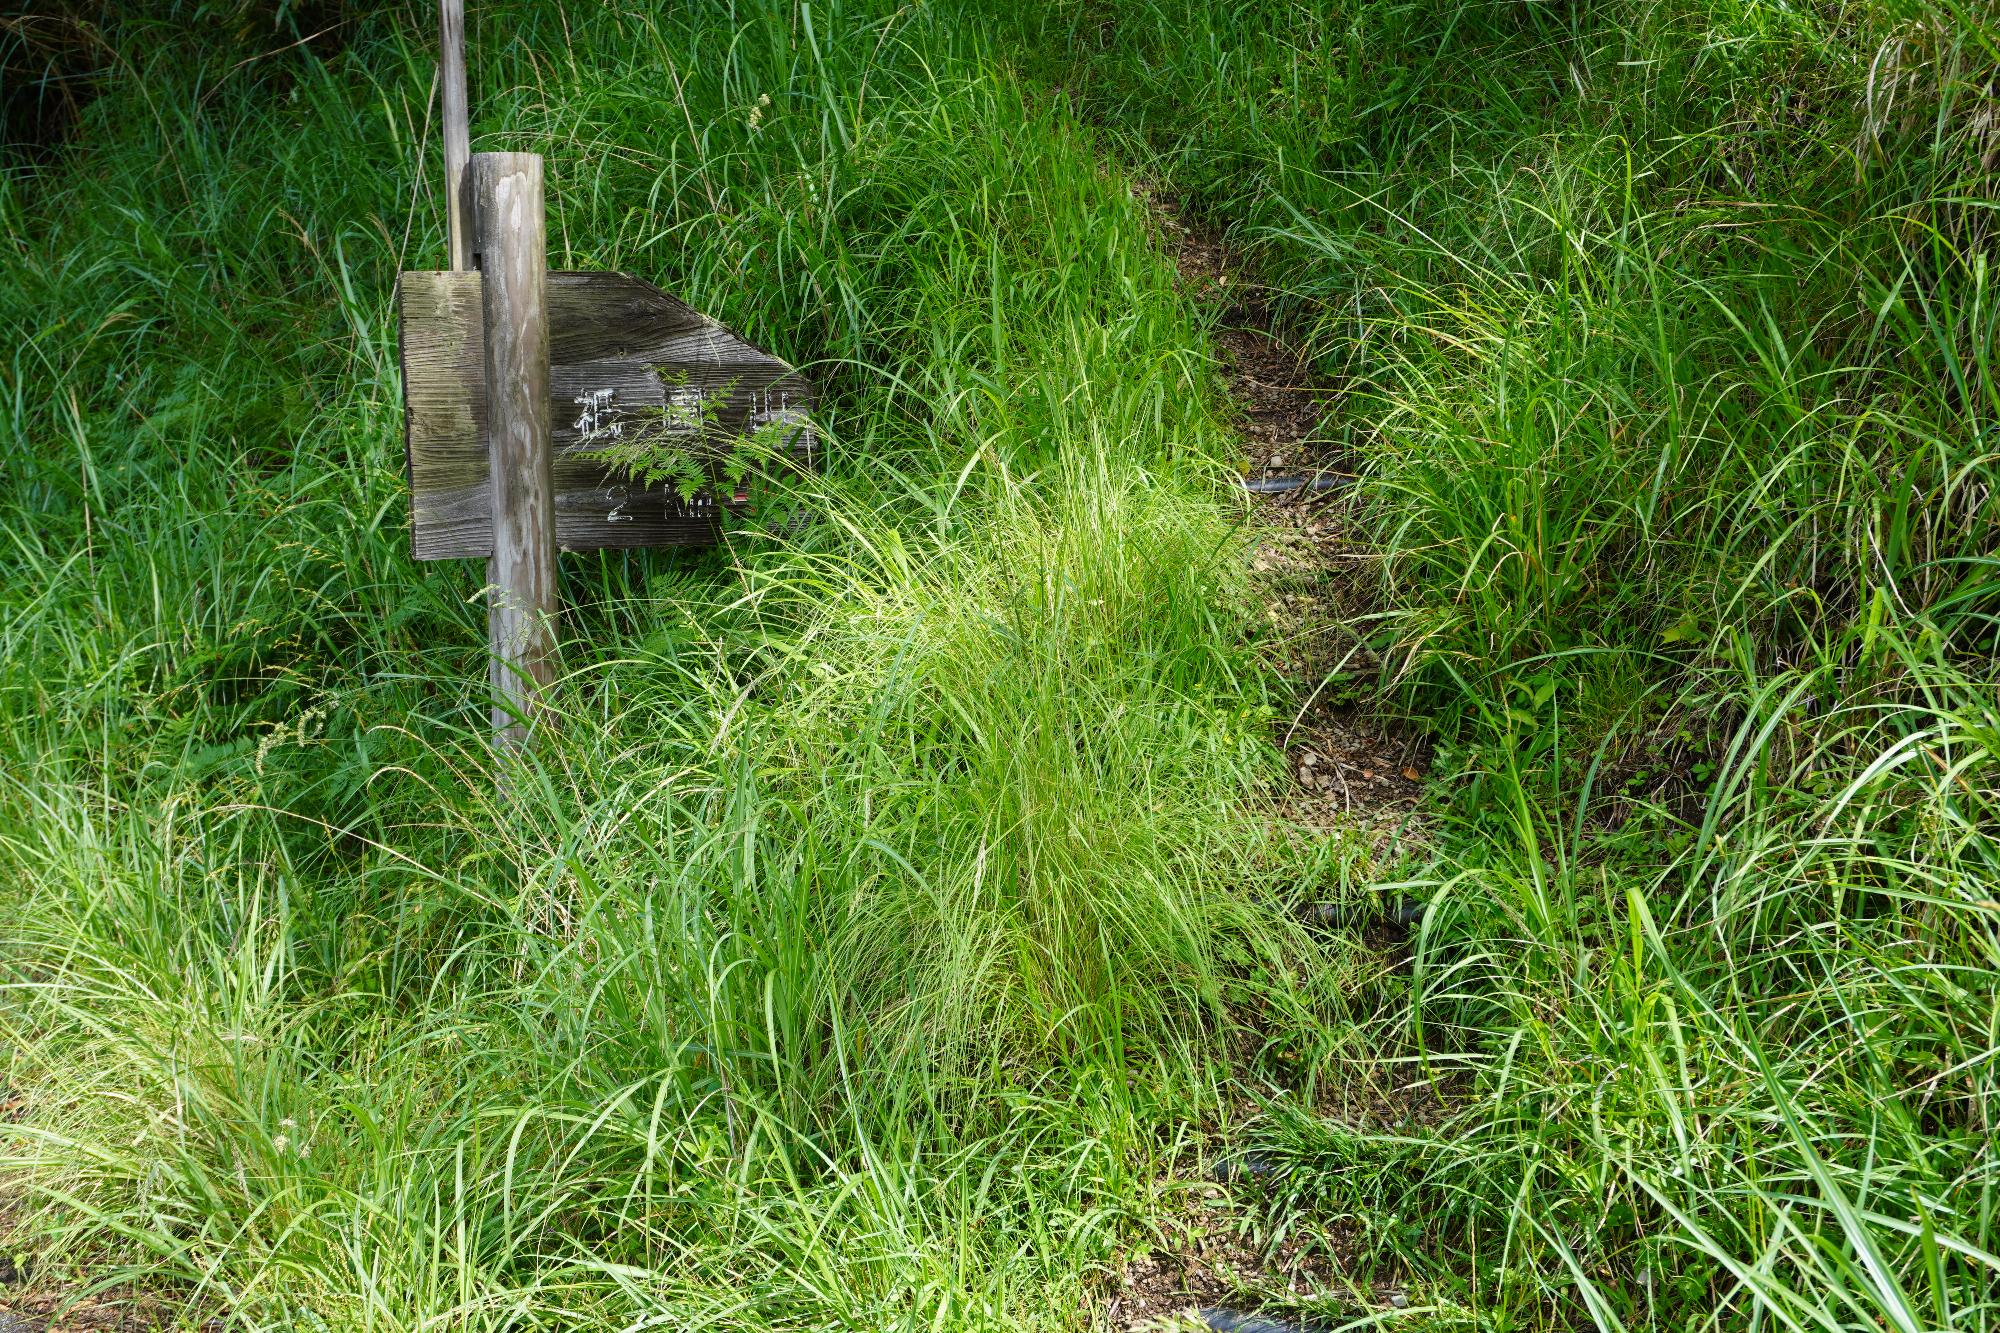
[2,2,1996,1330]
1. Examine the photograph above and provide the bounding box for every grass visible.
[996,0,2000,1327]
[5,0,1999,1330]
[0,4,1333,1326]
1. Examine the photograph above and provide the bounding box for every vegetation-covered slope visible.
[999,0,2000,1327]
[3,4,1332,1326]
[3,1,1996,1330]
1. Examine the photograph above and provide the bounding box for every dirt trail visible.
[1096,202,1436,1333]
[1157,209,1427,850]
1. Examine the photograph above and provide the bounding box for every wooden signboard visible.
[398,269,814,560]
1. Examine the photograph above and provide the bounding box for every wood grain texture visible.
[472,152,556,748]
[437,0,472,271]
[399,270,816,560]
[400,270,488,556]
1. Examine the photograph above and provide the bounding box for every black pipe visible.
[1206,1150,1280,1184]
[1202,1309,1308,1333]
[1301,901,1427,931]
[1241,472,1350,494]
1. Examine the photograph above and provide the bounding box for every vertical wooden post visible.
[471,152,556,751]
[438,0,473,271]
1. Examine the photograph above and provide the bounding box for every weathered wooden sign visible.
[398,269,814,560]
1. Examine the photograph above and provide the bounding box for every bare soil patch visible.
[0,1090,211,1333]
[1152,202,1429,852]
[1093,197,1444,1333]
[0,1285,213,1333]
[1098,1182,1345,1332]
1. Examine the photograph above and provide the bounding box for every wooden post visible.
[438,0,473,271]
[470,152,556,751]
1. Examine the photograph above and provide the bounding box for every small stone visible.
[1389,1291,1409,1309]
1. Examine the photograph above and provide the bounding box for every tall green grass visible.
[10,0,1997,1329]
[997,0,2000,1327]
[0,4,1336,1327]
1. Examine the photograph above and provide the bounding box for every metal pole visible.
[471,152,556,752]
